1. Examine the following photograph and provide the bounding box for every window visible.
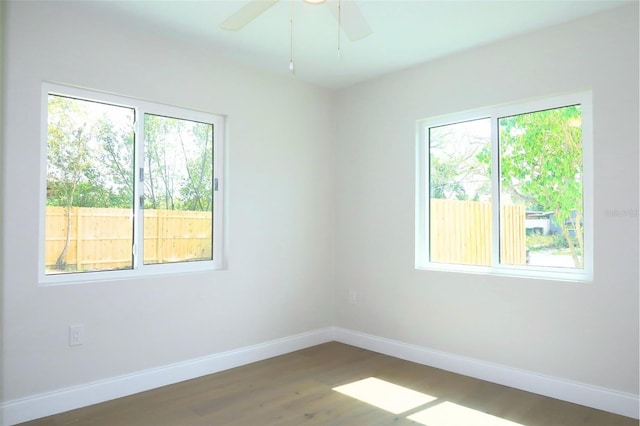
[40,83,224,283]
[416,92,592,281]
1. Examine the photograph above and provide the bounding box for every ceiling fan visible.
[220,0,372,42]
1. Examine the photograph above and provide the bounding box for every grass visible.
[526,233,567,251]
[526,233,582,256]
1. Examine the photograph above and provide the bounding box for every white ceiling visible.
[82,0,632,89]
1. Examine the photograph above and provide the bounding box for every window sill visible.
[415,262,592,283]
[39,260,223,286]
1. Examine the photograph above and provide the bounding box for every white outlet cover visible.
[69,324,84,346]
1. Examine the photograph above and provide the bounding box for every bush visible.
[526,233,568,251]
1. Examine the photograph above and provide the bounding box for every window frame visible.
[39,83,225,285]
[415,92,593,282]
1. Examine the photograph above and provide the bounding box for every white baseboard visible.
[3,327,638,425]
[1,328,334,426]
[333,327,640,420]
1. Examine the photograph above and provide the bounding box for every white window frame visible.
[415,92,593,282]
[39,82,225,285]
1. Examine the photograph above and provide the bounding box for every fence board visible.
[45,206,211,273]
[501,204,526,265]
[430,199,525,266]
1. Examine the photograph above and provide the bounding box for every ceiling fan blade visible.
[326,1,372,42]
[220,0,279,31]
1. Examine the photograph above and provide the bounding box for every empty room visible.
[0,0,638,425]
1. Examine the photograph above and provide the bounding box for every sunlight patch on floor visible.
[332,377,438,414]
[407,401,525,426]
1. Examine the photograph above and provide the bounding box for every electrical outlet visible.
[69,324,84,346]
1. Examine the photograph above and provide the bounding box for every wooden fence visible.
[45,206,212,272]
[430,199,526,265]
[46,200,526,272]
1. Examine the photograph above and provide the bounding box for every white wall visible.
[0,0,6,414]
[1,1,334,402]
[334,3,639,396]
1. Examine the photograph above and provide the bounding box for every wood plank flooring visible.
[21,342,638,425]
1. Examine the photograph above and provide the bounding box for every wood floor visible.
[21,342,638,426]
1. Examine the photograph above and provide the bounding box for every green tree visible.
[429,120,491,201]
[47,100,212,270]
[95,116,134,208]
[47,96,94,269]
[499,106,584,267]
[178,122,213,211]
[47,96,135,270]
[430,157,467,200]
[144,114,179,210]
[144,114,213,212]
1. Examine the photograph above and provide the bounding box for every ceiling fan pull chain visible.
[338,0,342,58]
[289,0,295,73]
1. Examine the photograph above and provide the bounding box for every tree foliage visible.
[47,95,99,269]
[499,105,584,267]
[47,96,93,208]
[429,120,491,201]
[46,95,214,269]
[143,114,213,212]
[430,108,585,268]
[47,96,134,209]
[430,157,467,200]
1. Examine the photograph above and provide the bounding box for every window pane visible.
[143,114,214,265]
[429,118,491,266]
[46,95,135,274]
[499,105,583,269]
